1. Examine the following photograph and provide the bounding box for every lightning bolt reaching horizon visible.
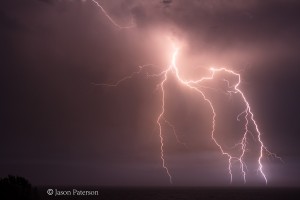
[85,0,281,185]
[99,44,281,184]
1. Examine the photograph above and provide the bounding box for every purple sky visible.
[1,0,300,186]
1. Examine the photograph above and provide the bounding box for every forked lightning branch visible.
[88,0,281,184]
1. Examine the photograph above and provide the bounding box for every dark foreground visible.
[38,187,300,200]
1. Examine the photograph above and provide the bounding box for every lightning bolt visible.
[86,0,281,185]
[90,0,134,29]
[99,44,281,184]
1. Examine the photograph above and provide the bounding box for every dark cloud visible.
[37,0,55,5]
[128,0,300,66]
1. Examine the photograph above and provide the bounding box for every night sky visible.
[1,0,300,187]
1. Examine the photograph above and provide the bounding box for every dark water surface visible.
[39,187,300,200]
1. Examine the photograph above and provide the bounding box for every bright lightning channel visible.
[100,44,281,184]
[87,0,281,184]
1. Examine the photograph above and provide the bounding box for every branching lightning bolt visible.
[88,0,281,185]
[99,45,281,184]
